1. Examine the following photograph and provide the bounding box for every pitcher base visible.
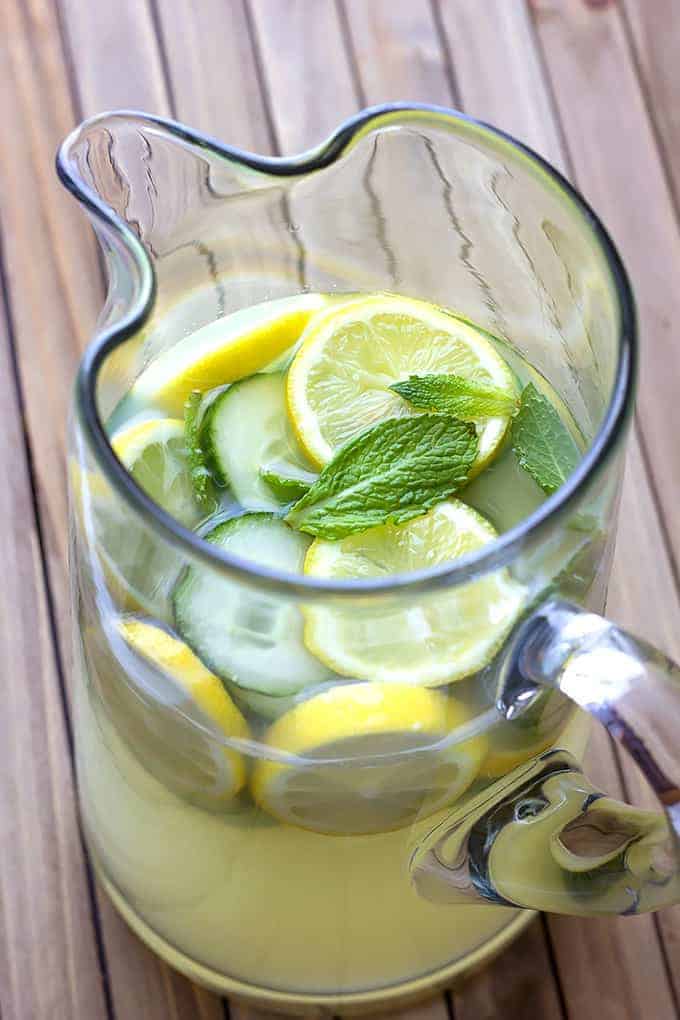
[94,863,534,1016]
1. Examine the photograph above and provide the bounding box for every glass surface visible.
[60,106,680,1012]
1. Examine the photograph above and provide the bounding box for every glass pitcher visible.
[58,104,680,1014]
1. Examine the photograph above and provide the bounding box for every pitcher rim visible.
[57,102,636,598]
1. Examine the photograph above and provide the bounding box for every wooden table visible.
[2,1,680,1018]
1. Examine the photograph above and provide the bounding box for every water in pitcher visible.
[72,291,596,1000]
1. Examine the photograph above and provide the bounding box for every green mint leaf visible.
[390,373,518,421]
[260,462,317,502]
[511,383,581,495]
[285,415,479,539]
[184,391,218,512]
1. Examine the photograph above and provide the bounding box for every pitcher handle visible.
[411,600,680,916]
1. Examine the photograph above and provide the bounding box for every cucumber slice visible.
[202,374,312,510]
[172,513,330,696]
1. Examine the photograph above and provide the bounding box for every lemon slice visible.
[286,294,517,472]
[303,501,525,686]
[131,293,330,414]
[111,417,201,528]
[251,682,487,834]
[109,618,250,804]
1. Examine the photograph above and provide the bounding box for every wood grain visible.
[2,0,227,1017]
[58,0,170,113]
[437,2,679,1016]
[528,1,680,999]
[622,0,680,207]
[153,0,271,152]
[87,903,226,1020]
[229,1005,283,1020]
[0,268,107,1020]
[0,9,110,1018]
[606,436,680,1003]
[530,0,680,571]
[248,0,358,152]
[0,0,103,666]
[355,996,451,1020]
[435,0,562,158]
[341,0,450,106]
[451,919,563,1020]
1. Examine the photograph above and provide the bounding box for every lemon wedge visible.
[286,293,516,473]
[109,618,250,805]
[251,682,487,834]
[303,501,525,686]
[111,417,201,528]
[131,293,330,414]
[81,418,200,615]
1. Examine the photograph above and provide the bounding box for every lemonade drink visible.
[72,292,596,1006]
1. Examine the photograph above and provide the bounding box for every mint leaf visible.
[260,462,317,502]
[285,415,478,539]
[184,391,217,512]
[511,383,581,495]
[390,373,517,421]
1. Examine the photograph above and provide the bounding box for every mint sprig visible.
[285,415,478,539]
[184,391,217,512]
[260,462,317,502]
[511,383,581,495]
[390,373,517,421]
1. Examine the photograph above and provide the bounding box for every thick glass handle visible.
[411,601,680,916]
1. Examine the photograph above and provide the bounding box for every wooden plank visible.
[608,437,680,657]
[0,0,103,666]
[229,1006,284,1020]
[605,438,680,1003]
[545,724,677,1020]
[232,997,448,1020]
[248,0,358,152]
[622,0,680,206]
[452,919,563,1020]
[361,998,451,1020]
[232,998,449,1020]
[87,907,225,1020]
[529,0,680,573]
[435,3,679,1018]
[2,1,226,1017]
[341,0,450,105]
[435,0,562,158]
[528,0,680,998]
[58,0,169,113]
[153,0,271,152]
[0,9,114,1019]
[0,278,108,1019]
